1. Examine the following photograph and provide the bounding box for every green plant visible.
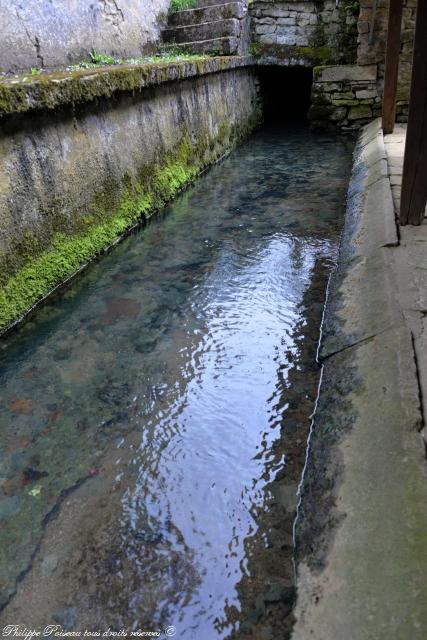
[170,0,196,12]
[89,49,117,65]
[344,0,360,15]
[249,42,262,57]
[30,67,41,76]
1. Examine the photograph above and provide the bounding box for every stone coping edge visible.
[291,123,427,639]
[0,55,254,118]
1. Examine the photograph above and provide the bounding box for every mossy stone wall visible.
[309,64,380,130]
[0,65,261,332]
[357,0,415,120]
[249,0,359,67]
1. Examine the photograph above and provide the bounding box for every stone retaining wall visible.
[249,0,358,66]
[309,64,381,130]
[0,0,170,73]
[250,0,415,128]
[0,58,261,332]
[357,0,415,119]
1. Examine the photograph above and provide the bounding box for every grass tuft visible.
[170,0,197,12]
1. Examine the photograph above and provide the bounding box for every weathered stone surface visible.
[347,103,372,119]
[0,62,261,331]
[0,56,252,117]
[163,18,241,43]
[171,36,241,55]
[168,2,245,27]
[249,0,358,66]
[357,0,414,112]
[355,88,377,99]
[309,66,378,130]
[314,64,377,82]
[0,0,170,73]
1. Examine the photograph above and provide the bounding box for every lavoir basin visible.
[0,126,352,639]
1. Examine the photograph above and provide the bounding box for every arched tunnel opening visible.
[258,66,313,123]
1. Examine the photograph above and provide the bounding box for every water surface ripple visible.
[0,126,352,638]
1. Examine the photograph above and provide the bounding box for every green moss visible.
[170,0,196,11]
[0,136,201,330]
[0,108,262,333]
[0,56,235,117]
[331,98,359,106]
[250,42,336,65]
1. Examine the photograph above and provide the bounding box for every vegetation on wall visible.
[170,0,197,12]
[0,100,262,333]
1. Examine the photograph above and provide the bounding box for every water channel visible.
[0,125,352,639]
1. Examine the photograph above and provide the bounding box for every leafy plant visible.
[170,0,197,12]
[30,67,41,76]
[89,50,117,65]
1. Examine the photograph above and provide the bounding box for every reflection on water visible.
[0,125,352,638]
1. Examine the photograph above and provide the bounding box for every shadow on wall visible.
[258,66,313,123]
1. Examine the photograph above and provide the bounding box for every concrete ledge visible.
[294,326,427,640]
[0,55,253,117]
[321,120,399,358]
[293,119,427,639]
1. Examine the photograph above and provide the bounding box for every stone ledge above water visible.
[292,119,427,639]
[0,55,253,117]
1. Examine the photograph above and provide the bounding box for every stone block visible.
[348,104,372,120]
[332,99,360,106]
[332,91,355,100]
[320,82,342,92]
[357,21,370,34]
[307,104,334,120]
[314,64,377,82]
[329,107,347,121]
[355,89,377,99]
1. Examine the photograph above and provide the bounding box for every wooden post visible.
[382,0,404,134]
[400,0,427,225]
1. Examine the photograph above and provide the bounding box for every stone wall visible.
[357,0,415,119]
[249,0,415,129]
[309,64,381,130]
[308,0,417,129]
[0,60,261,332]
[0,0,170,73]
[249,0,359,66]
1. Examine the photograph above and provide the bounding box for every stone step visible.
[168,2,245,28]
[163,18,240,43]
[163,36,239,55]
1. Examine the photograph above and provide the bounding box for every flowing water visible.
[0,125,352,639]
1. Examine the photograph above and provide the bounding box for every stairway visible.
[162,0,248,56]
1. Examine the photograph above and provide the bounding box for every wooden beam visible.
[400,0,427,225]
[382,0,404,134]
